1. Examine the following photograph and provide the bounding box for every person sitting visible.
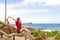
[7,16,31,33]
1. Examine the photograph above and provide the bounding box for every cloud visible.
[0,3,48,16]
[1,0,59,9]
[0,3,5,21]
[0,3,5,9]
[0,3,48,22]
[7,9,48,17]
[0,0,60,9]
[18,0,60,7]
[21,18,56,23]
[44,0,60,6]
[0,0,60,23]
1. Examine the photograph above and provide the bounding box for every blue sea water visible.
[22,23,60,30]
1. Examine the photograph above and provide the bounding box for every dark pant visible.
[17,30,21,33]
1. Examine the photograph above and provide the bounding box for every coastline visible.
[41,30,55,32]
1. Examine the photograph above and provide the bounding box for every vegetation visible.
[32,30,60,40]
[0,21,3,27]
[32,30,42,37]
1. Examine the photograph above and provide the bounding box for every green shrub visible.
[32,30,60,40]
[32,30,42,37]
[0,21,3,24]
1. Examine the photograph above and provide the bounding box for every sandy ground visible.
[0,36,29,40]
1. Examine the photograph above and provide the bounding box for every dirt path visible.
[0,36,29,40]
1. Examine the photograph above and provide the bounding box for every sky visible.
[0,0,60,24]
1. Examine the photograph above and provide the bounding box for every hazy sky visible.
[0,0,60,23]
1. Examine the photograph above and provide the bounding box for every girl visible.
[7,16,31,33]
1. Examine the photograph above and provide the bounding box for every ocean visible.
[22,23,60,30]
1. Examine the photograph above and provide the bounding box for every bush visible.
[32,30,60,40]
[32,30,42,37]
[46,30,57,37]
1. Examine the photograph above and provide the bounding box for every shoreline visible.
[25,26,60,32]
[41,30,55,32]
